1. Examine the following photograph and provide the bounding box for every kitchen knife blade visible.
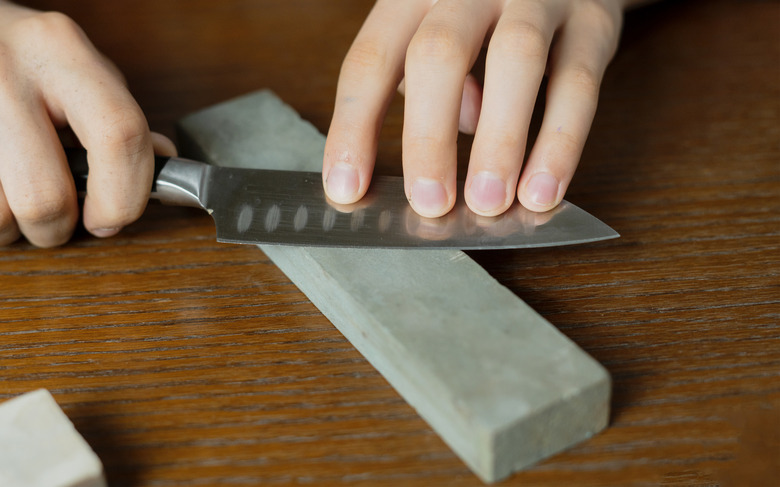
[69,150,618,250]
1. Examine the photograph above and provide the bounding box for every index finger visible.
[323,0,429,204]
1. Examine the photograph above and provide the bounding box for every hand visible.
[0,2,175,247]
[324,0,634,218]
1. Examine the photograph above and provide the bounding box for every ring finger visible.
[465,0,567,216]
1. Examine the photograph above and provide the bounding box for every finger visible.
[151,131,177,157]
[323,0,430,204]
[518,2,621,211]
[399,73,482,134]
[0,78,79,247]
[460,73,484,134]
[0,183,21,246]
[34,14,155,238]
[403,0,502,217]
[465,0,567,216]
[78,95,153,238]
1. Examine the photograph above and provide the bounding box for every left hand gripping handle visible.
[66,148,208,209]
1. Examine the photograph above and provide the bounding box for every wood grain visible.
[2,1,779,486]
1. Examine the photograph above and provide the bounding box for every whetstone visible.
[177,90,611,483]
[0,389,106,487]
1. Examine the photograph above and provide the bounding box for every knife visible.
[68,149,618,250]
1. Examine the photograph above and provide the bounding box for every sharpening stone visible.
[177,90,611,483]
[0,389,106,487]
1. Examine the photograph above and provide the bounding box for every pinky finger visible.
[518,3,621,211]
[0,185,21,245]
[151,131,177,157]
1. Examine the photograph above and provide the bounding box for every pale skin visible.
[324,0,650,218]
[1,0,648,247]
[0,1,175,247]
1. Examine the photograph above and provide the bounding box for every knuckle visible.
[494,19,550,60]
[13,188,73,228]
[584,0,622,29]
[407,23,468,66]
[548,128,585,162]
[490,130,525,154]
[576,0,622,51]
[474,130,526,167]
[342,38,393,79]
[5,12,100,83]
[99,107,151,158]
[564,63,602,98]
[12,11,84,48]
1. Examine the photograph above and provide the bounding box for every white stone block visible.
[0,389,106,487]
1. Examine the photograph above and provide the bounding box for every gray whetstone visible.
[0,389,106,487]
[177,90,611,483]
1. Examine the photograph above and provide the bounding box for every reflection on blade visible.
[206,166,619,250]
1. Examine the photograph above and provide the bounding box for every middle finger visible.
[402,0,502,218]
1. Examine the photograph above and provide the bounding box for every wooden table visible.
[2,1,778,485]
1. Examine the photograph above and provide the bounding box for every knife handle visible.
[66,148,208,209]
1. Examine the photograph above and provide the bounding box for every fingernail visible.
[411,178,448,217]
[91,227,122,238]
[326,162,360,203]
[526,173,559,208]
[469,171,507,213]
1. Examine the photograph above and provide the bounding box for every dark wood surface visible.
[2,1,778,485]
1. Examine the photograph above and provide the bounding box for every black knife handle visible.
[66,148,208,209]
[66,148,172,194]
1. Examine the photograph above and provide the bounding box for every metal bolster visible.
[151,157,210,209]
